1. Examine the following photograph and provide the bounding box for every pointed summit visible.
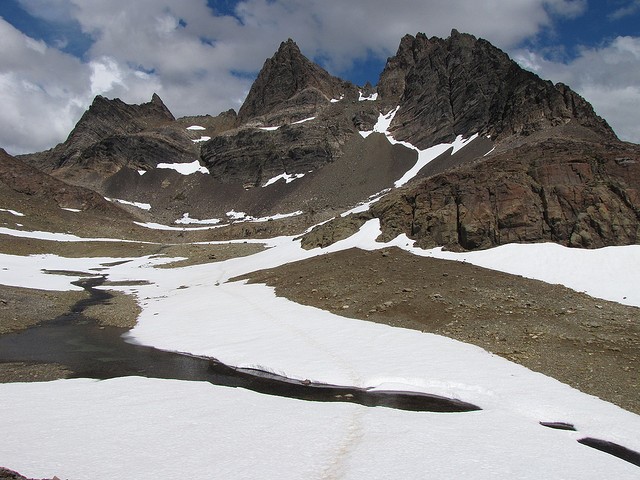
[379,32,615,148]
[238,39,354,122]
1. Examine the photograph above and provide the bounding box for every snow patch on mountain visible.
[174,213,221,225]
[186,125,206,130]
[358,91,378,101]
[226,209,304,222]
[133,221,223,231]
[292,116,315,124]
[156,160,209,175]
[105,197,151,211]
[360,108,479,187]
[0,208,25,217]
[262,172,306,187]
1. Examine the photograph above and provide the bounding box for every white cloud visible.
[609,0,640,20]
[513,36,640,143]
[1,0,639,154]
[0,17,90,154]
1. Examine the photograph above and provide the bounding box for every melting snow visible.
[226,209,247,221]
[291,116,315,125]
[0,220,639,478]
[156,160,209,175]
[330,94,344,103]
[186,125,206,130]
[262,172,306,187]
[133,221,223,231]
[0,208,25,217]
[191,136,211,143]
[174,213,221,225]
[105,197,151,211]
[358,91,378,101]
[360,107,479,187]
[387,235,640,308]
[258,125,280,131]
[61,207,81,212]
[0,226,151,243]
[226,209,303,222]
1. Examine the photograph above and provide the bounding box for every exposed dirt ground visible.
[240,247,640,414]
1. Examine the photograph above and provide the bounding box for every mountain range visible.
[1,29,640,480]
[4,29,637,253]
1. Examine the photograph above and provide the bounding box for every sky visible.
[0,0,639,155]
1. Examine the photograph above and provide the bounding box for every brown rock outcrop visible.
[24,93,178,170]
[0,148,130,215]
[371,139,640,250]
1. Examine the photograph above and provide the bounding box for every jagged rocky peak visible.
[56,92,176,159]
[237,38,356,123]
[19,92,195,184]
[378,30,616,148]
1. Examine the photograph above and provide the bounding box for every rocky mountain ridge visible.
[378,30,615,148]
[13,30,640,251]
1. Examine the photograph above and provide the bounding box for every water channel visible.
[0,275,480,413]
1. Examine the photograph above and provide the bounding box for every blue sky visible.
[1,0,639,154]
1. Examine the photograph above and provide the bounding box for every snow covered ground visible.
[0,220,639,479]
[1,113,638,478]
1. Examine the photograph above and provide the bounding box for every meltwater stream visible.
[0,276,479,413]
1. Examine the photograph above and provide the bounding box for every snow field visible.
[1,133,640,477]
[0,377,638,480]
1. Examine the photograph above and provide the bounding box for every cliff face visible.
[378,30,616,149]
[18,94,201,189]
[370,139,640,250]
[24,93,178,170]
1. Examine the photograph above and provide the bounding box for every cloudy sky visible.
[1,0,639,154]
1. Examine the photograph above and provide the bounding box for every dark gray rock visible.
[378,30,616,149]
[237,39,358,124]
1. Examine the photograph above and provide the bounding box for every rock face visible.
[370,139,640,250]
[13,32,640,253]
[237,39,357,124]
[202,40,374,187]
[20,94,200,189]
[378,30,616,148]
[27,93,177,170]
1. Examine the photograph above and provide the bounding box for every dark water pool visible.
[0,276,479,413]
